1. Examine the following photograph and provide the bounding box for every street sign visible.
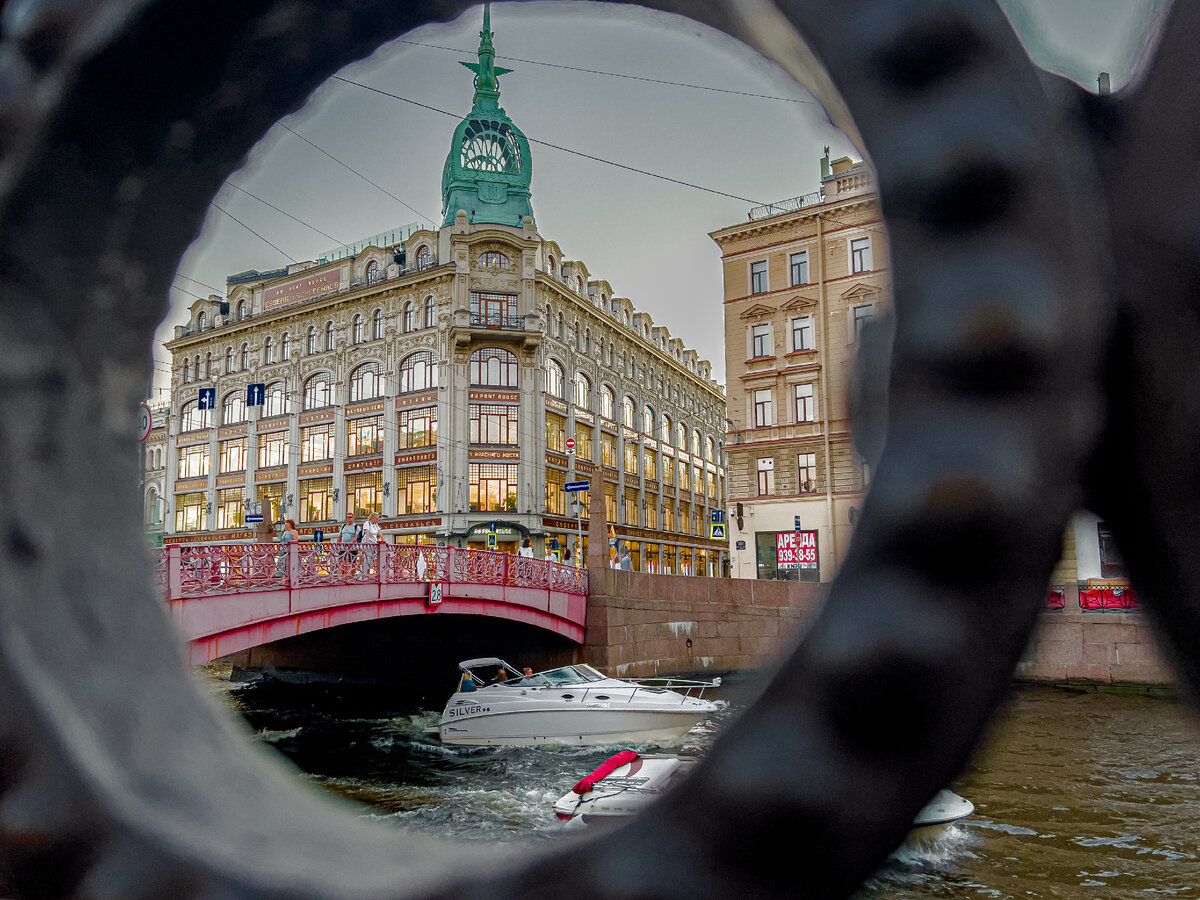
[565,437,576,454]
[137,403,152,443]
[794,515,803,532]
[247,383,266,406]
[487,532,497,549]
[711,509,725,524]
[564,480,590,492]
[710,522,727,540]
[198,387,216,410]
[244,514,265,524]
[427,582,443,606]
[777,530,818,570]
[736,540,747,550]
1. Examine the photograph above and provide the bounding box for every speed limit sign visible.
[137,403,153,443]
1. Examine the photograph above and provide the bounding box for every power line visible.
[174,273,224,295]
[329,75,768,207]
[209,201,297,263]
[223,182,350,247]
[394,38,821,106]
[277,122,436,225]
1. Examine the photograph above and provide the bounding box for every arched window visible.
[398,351,437,393]
[225,347,234,373]
[480,251,508,268]
[236,299,246,321]
[182,358,190,383]
[557,312,564,339]
[222,391,246,425]
[660,413,671,444]
[573,372,591,409]
[545,359,564,398]
[352,314,364,344]
[240,343,249,371]
[584,328,591,355]
[180,400,210,431]
[471,347,518,387]
[424,296,435,328]
[349,361,384,402]
[197,311,207,330]
[303,373,333,410]
[194,355,201,379]
[706,436,715,461]
[576,275,583,293]
[264,382,289,418]
[643,405,655,435]
[403,301,414,333]
[676,422,687,451]
[263,336,273,365]
[622,397,635,429]
[692,429,702,456]
[365,259,380,285]
[324,321,335,351]
[373,308,383,340]
[204,352,212,379]
[281,332,290,360]
[306,326,316,355]
[145,487,159,525]
[573,321,581,351]
[415,245,431,269]
[600,385,615,420]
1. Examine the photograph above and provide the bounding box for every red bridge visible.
[157,543,589,666]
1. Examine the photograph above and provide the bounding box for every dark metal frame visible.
[0,0,1190,896]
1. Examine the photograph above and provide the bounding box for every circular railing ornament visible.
[0,0,1189,897]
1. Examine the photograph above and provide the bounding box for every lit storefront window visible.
[300,424,334,463]
[177,444,209,479]
[218,438,247,473]
[397,408,437,449]
[175,492,206,532]
[470,463,517,512]
[397,465,435,515]
[299,478,333,523]
[258,433,288,469]
[347,415,383,456]
[346,471,382,517]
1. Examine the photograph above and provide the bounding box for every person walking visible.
[275,518,298,578]
[337,512,360,579]
[362,511,382,576]
[619,550,633,571]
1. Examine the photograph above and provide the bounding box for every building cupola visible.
[440,2,535,228]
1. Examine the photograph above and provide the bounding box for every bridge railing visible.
[159,542,588,600]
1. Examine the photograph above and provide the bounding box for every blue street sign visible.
[198,387,216,410]
[710,523,727,540]
[795,515,803,532]
[564,480,590,492]
[489,521,497,532]
[550,537,560,550]
[244,514,265,524]
[247,383,266,406]
[711,509,725,524]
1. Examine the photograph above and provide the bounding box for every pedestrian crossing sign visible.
[710,522,727,540]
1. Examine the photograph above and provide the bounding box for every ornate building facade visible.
[711,155,887,582]
[161,5,728,575]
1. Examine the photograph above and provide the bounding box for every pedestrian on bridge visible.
[337,513,360,579]
[361,512,382,577]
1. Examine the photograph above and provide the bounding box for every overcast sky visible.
[156,0,1169,398]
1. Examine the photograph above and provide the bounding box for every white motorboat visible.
[554,751,975,834]
[438,658,725,746]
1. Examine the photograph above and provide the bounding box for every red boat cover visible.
[572,751,640,795]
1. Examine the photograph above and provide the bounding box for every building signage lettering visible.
[257,416,289,433]
[255,467,288,483]
[174,479,206,493]
[298,464,334,478]
[396,390,437,410]
[470,449,520,461]
[347,400,386,418]
[777,530,818,569]
[576,460,597,475]
[546,397,567,414]
[177,433,209,447]
[396,517,442,529]
[574,410,595,425]
[469,389,520,404]
[215,475,244,488]
[396,450,437,466]
[263,268,344,311]
[217,425,248,439]
[299,410,335,426]
[165,532,251,545]
[344,456,382,472]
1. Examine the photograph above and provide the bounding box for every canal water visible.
[215,673,1200,897]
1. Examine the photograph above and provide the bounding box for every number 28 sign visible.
[777,530,818,570]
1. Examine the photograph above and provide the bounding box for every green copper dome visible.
[441,2,534,228]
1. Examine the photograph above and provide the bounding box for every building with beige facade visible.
[161,5,728,575]
[711,154,887,582]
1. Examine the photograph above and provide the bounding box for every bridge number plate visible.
[428,582,443,606]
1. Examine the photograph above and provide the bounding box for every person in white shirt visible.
[518,537,534,558]
[361,512,382,576]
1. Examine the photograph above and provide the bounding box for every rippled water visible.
[219,676,1200,897]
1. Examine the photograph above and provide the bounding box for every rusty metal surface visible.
[0,0,1187,897]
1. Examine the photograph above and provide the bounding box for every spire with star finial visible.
[460,1,513,109]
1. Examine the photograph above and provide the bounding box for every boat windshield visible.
[537,665,608,686]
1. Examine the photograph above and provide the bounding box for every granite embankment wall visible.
[584,570,1175,685]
